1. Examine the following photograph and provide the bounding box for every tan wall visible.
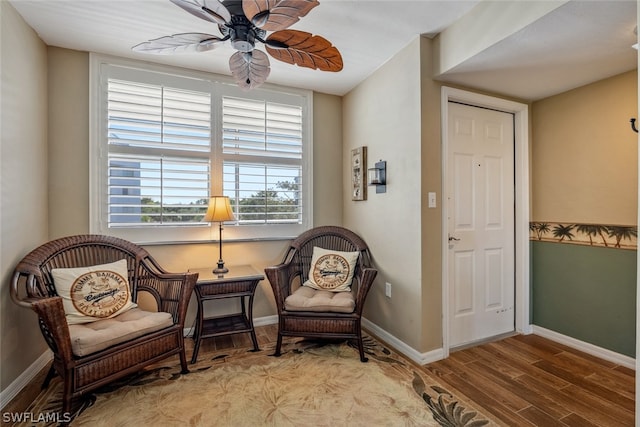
[419,37,444,351]
[532,70,638,225]
[312,93,344,227]
[1,2,50,392]
[48,48,90,238]
[343,38,424,351]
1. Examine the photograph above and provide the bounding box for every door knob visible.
[448,235,460,242]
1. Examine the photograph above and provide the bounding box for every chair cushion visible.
[285,286,355,313]
[68,308,173,357]
[51,259,137,324]
[303,246,359,292]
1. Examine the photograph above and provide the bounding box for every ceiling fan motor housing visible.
[223,14,266,53]
[221,0,243,15]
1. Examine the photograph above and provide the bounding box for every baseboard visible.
[362,318,444,365]
[361,321,637,369]
[518,323,533,335]
[0,350,52,410]
[251,315,445,365]
[183,314,441,365]
[196,314,445,365]
[532,325,636,370]
[253,315,278,327]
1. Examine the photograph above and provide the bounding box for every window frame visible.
[89,54,313,244]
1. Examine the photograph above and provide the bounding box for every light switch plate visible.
[428,192,436,208]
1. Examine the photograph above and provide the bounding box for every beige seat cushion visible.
[68,308,173,357]
[285,286,355,313]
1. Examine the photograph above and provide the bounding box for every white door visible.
[447,102,515,348]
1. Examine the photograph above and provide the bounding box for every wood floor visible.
[4,325,635,427]
[423,333,635,426]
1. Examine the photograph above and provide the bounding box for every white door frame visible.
[441,87,530,358]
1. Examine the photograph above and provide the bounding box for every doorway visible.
[441,87,530,357]
[447,102,515,347]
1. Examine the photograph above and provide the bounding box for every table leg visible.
[191,289,204,364]
[247,292,260,351]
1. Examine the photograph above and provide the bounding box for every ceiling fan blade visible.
[229,49,271,90]
[242,0,319,31]
[170,0,231,25]
[132,33,226,54]
[265,30,343,72]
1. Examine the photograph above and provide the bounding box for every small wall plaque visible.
[351,146,367,201]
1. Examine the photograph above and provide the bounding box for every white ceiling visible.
[8,0,638,100]
[439,0,638,101]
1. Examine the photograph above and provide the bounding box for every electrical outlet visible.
[385,282,392,298]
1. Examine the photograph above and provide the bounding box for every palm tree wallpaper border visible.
[530,222,638,250]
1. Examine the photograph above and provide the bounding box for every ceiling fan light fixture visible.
[228,14,257,52]
[231,38,254,52]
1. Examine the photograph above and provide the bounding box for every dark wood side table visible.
[188,265,264,363]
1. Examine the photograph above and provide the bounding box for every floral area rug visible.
[16,336,491,426]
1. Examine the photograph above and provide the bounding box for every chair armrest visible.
[354,267,378,314]
[30,297,74,362]
[265,262,299,311]
[172,272,198,326]
[138,271,198,326]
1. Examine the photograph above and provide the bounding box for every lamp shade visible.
[203,196,235,223]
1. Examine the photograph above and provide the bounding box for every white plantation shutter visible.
[106,78,212,227]
[108,81,211,152]
[222,97,303,158]
[222,96,303,224]
[108,155,210,225]
[223,163,302,224]
[91,57,311,243]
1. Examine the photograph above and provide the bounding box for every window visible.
[90,56,312,243]
[222,96,303,225]
[107,79,212,227]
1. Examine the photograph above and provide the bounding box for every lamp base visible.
[213,260,228,274]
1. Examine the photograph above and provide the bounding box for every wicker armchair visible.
[265,226,378,362]
[10,235,198,415]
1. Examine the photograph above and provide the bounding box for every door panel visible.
[453,250,474,314]
[453,153,474,229]
[448,102,515,348]
[485,248,503,308]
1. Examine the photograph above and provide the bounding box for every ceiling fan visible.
[133,0,343,89]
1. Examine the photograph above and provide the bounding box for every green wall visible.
[531,241,636,357]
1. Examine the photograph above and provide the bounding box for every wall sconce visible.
[368,160,386,193]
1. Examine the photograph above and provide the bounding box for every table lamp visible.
[203,196,235,274]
